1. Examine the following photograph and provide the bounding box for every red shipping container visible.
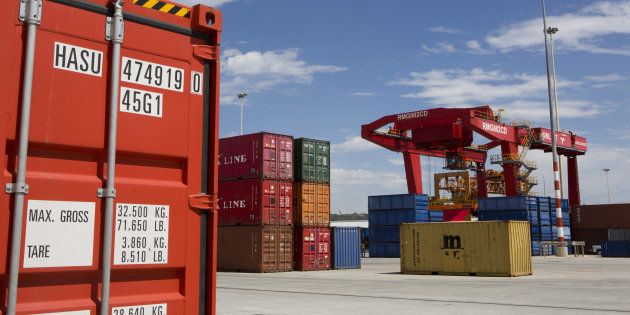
[443,209,471,222]
[0,1,221,314]
[219,132,293,181]
[294,227,331,271]
[571,204,630,229]
[218,179,293,226]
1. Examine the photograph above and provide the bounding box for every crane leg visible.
[403,152,423,194]
[567,155,580,207]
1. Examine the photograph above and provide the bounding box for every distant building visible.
[330,220,368,228]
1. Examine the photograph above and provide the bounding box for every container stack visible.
[477,196,572,255]
[292,138,331,271]
[571,203,630,254]
[217,132,295,272]
[368,194,442,258]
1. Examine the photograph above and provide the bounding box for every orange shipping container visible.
[293,183,330,227]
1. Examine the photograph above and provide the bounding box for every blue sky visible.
[181,0,630,212]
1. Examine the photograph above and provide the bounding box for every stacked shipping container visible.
[571,203,630,253]
[292,138,331,271]
[217,132,294,272]
[477,196,571,255]
[368,194,442,257]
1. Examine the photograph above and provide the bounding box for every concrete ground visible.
[217,256,630,314]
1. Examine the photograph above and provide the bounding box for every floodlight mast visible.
[237,92,248,135]
[542,0,566,257]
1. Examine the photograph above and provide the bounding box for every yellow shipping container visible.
[400,221,532,277]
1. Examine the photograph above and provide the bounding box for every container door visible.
[1,1,219,313]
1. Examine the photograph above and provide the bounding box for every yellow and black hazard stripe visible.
[132,0,191,18]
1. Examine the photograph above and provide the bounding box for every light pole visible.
[604,168,611,204]
[547,25,564,199]
[542,0,566,256]
[237,92,247,135]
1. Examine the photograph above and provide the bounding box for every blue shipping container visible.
[332,227,362,269]
[369,242,400,258]
[370,226,400,242]
[601,241,630,257]
[368,194,429,211]
[368,209,430,226]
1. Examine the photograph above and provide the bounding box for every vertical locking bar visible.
[7,0,42,314]
[101,1,124,314]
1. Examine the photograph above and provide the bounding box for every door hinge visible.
[5,183,29,194]
[105,1,125,42]
[97,188,117,198]
[193,45,219,61]
[189,193,214,210]
[19,0,42,24]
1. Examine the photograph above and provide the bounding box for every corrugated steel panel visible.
[477,196,539,212]
[401,221,532,277]
[368,242,400,258]
[218,226,293,272]
[0,1,222,313]
[572,204,630,229]
[293,182,330,227]
[601,241,630,257]
[219,132,293,181]
[331,227,361,270]
[218,179,292,226]
[608,229,630,241]
[370,226,400,243]
[369,194,429,211]
[293,138,330,183]
[294,227,330,271]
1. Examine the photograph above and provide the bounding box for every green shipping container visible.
[293,138,330,183]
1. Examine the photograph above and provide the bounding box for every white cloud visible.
[584,74,627,82]
[388,158,404,166]
[606,129,630,140]
[332,168,406,188]
[484,1,630,56]
[348,92,376,97]
[428,26,461,34]
[421,42,456,54]
[466,40,490,54]
[331,168,407,212]
[528,143,630,204]
[332,136,379,153]
[389,68,601,120]
[177,0,238,6]
[221,48,347,104]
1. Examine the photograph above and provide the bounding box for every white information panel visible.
[23,200,96,268]
[112,303,167,315]
[114,203,169,265]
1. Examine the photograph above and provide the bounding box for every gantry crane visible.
[361,106,587,207]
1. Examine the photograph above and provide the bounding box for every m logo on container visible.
[442,235,462,249]
[442,234,463,259]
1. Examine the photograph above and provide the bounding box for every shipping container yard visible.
[2,0,630,314]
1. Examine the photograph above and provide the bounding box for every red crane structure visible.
[361,106,587,207]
